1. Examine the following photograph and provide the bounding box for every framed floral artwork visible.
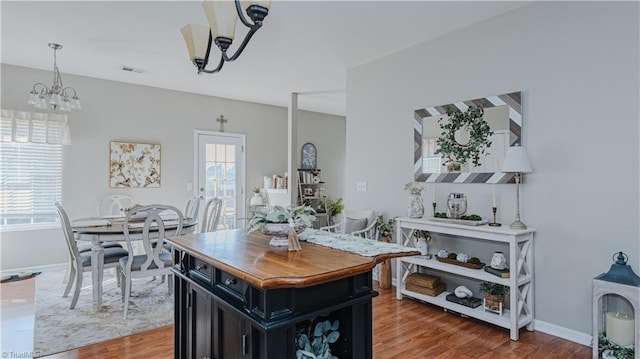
[109,141,161,188]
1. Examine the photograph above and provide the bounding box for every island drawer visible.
[216,270,245,301]
[189,257,213,286]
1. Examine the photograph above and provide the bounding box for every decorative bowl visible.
[261,222,306,247]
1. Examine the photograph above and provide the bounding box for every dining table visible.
[72,216,197,311]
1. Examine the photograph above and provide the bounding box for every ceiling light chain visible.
[181,0,270,75]
[27,43,81,112]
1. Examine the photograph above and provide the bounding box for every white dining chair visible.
[184,196,201,221]
[320,209,378,239]
[201,198,223,233]
[55,202,128,309]
[96,194,135,216]
[119,204,183,319]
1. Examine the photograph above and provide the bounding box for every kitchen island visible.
[166,228,418,359]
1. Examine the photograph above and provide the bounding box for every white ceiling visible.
[1,1,528,116]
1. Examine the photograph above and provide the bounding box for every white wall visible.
[346,1,639,338]
[0,64,345,270]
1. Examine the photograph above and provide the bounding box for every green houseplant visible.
[295,319,340,359]
[324,197,344,225]
[375,215,395,239]
[249,205,317,230]
[479,282,508,312]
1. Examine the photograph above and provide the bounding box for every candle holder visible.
[488,207,502,227]
[432,202,437,217]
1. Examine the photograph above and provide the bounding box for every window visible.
[0,110,68,228]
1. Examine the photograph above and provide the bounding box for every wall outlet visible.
[356,181,367,192]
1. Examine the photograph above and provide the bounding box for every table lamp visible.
[501,145,533,229]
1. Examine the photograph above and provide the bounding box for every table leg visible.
[91,235,104,311]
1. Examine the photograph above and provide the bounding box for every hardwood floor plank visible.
[36,283,591,358]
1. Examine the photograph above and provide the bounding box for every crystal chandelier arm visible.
[60,87,78,98]
[30,83,51,94]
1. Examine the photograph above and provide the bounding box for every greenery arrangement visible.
[375,215,395,238]
[598,332,635,359]
[324,197,344,218]
[295,319,341,359]
[479,282,509,296]
[435,106,493,167]
[249,205,317,229]
[404,182,424,195]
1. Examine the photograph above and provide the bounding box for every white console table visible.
[395,217,535,340]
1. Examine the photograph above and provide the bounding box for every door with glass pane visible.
[196,131,245,230]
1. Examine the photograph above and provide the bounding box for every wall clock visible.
[301,142,317,169]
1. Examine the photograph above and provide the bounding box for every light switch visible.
[186,182,193,191]
[356,181,367,192]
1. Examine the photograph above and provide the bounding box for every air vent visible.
[121,66,147,74]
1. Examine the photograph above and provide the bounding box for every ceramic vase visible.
[250,193,263,206]
[416,238,428,255]
[407,194,424,218]
[490,251,507,270]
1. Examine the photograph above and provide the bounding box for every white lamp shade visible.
[202,0,238,40]
[241,0,271,11]
[181,23,211,61]
[502,145,533,173]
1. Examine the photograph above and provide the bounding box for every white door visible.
[195,131,245,230]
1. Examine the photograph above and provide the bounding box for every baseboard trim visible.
[533,320,592,347]
[1,262,67,276]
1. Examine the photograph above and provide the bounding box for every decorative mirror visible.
[414,92,522,183]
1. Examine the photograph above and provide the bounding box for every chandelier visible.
[27,43,81,112]
[181,0,270,74]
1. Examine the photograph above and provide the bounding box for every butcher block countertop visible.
[166,228,418,290]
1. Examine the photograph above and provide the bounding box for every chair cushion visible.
[77,242,123,252]
[80,247,129,267]
[344,217,368,234]
[119,253,172,271]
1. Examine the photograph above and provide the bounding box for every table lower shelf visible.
[400,286,533,331]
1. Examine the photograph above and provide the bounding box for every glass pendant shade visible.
[50,93,62,105]
[181,23,211,61]
[60,100,71,112]
[28,91,39,105]
[202,0,238,41]
[70,96,81,110]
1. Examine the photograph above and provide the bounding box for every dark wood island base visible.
[167,229,418,359]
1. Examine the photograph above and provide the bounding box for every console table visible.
[394,217,535,340]
[167,228,418,359]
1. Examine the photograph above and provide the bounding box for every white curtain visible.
[0,109,71,145]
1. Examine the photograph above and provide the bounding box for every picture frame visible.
[109,141,161,188]
[301,142,317,170]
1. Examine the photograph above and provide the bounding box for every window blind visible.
[0,109,66,227]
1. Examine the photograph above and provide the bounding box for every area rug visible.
[33,269,173,357]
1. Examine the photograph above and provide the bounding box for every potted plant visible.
[375,215,395,240]
[249,205,317,231]
[324,197,344,225]
[479,282,508,312]
[295,318,340,359]
[375,215,395,289]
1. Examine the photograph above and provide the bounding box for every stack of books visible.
[484,266,510,278]
[405,273,445,297]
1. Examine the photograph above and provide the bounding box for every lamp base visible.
[509,220,527,230]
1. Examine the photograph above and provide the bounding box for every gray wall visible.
[346,2,639,338]
[0,64,345,270]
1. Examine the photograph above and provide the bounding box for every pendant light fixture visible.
[181,0,270,74]
[27,43,81,112]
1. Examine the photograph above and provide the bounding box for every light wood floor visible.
[4,281,590,359]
